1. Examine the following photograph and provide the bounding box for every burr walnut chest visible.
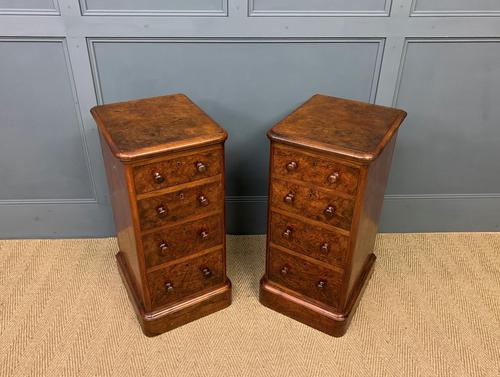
[91,94,231,336]
[260,94,406,336]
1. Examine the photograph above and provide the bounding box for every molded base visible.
[116,251,232,337]
[259,254,376,337]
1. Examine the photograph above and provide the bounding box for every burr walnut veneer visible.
[260,94,406,336]
[91,94,231,336]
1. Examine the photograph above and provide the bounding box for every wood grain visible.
[273,144,359,196]
[269,211,349,266]
[270,178,355,231]
[137,180,223,231]
[133,146,223,194]
[147,249,225,309]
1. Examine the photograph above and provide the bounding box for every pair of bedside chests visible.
[91,94,406,337]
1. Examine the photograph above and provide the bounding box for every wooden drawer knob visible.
[164,282,174,292]
[282,227,293,239]
[284,192,295,204]
[156,205,168,218]
[324,205,336,218]
[286,161,298,171]
[327,172,340,184]
[317,280,327,289]
[201,267,212,278]
[196,162,207,173]
[320,242,329,254]
[152,171,165,184]
[159,241,169,255]
[200,229,209,240]
[198,195,209,207]
[280,266,289,275]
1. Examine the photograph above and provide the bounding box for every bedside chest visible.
[260,94,406,336]
[91,94,231,336]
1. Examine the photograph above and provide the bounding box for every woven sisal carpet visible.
[0,234,499,377]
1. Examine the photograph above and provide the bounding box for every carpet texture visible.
[0,234,499,377]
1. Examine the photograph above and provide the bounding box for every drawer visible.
[142,214,223,269]
[133,147,223,195]
[270,178,354,231]
[270,211,349,266]
[268,247,341,308]
[147,249,225,309]
[272,145,359,196]
[137,180,223,231]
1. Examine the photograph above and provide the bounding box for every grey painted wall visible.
[0,0,499,237]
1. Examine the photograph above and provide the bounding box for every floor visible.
[0,234,499,377]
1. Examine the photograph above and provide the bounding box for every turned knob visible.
[198,195,209,207]
[284,192,295,204]
[320,242,329,254]
[282,227,292,239]
[286,161,298,171]
[196,162,207,173]
[156,205,168,218]
[324,205,336,218]
[280,266,289,275]
[200,229,209,240]
[152,171,165,184]
[159,241,169,255]
[327,172,340,184]
[165,282,174,292]
[317,280,327,289]
[201,267,212,278]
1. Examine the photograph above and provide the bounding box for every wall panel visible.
[1,0,499,236]
[89,38,383,198]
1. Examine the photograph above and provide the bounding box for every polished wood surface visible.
[92,93,231,336]
[270,178,355,231]
[269,211,349,266]
[91,93,227,161]
[142,214,223,269]
[268,94,406,162]
[147,249,225,308]
[272,144,359,195]
[260,94,406,336]
[133,146,223,194]
[137,179,223,231]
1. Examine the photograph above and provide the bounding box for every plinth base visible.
[259,254,375,337]
[117,251,232,337]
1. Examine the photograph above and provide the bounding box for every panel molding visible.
[87,37,385,105]
[0,37,98,206]
[79,0,228,17]
[410,0,500,17]
[389,37,500,208]
[248,0,392,17]
[0,0,59,15]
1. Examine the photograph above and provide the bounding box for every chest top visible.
[91,93,227,162]
[268,94,406,162]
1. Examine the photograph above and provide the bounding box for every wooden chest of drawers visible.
[91,94,231,336]
[260,94,406,336]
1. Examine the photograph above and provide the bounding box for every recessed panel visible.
[82,0,225,15]
[412,0,500,14]
[91,39,382,196]
[0,40,93,201]
[389,40,500,195]
[251,0,388,15]
[0,0,57,13]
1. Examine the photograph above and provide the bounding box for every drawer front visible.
[270,211,349,266]
[270,178,354,231]
[273,145,359,196]
[148,249,224,308]
[137,180,223,231]
[134,147,223,195]
[268,247,341,308]
[142,214,223,269]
